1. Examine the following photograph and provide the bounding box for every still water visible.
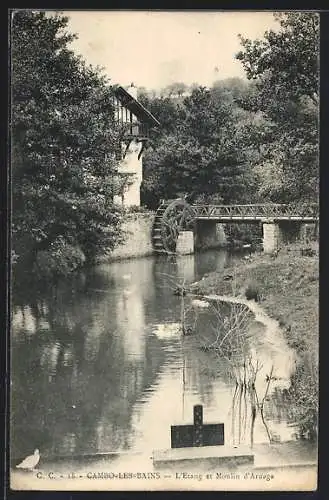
[11,250,301,463]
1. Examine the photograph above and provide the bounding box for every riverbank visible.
[189,241,319,439]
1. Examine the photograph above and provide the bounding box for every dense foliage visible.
[140,12,319,208]
[12,11,123,278]
[236,12,319,203]
[140,83,257,208]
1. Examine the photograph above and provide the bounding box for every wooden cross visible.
[171,405,224,449]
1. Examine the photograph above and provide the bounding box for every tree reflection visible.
[11,253,300,463]
[11,264,165,459]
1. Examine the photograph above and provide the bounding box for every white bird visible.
[191,299,209,308]
[153,323,180,339]
[16,449,40,470]
[122,284,137,299]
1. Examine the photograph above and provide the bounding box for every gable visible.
[113,86,160,127]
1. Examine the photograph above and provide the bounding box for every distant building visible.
[112,84,160,207]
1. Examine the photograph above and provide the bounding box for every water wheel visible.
[152,199,196,254]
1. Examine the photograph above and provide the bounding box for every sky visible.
[63,11,279,91]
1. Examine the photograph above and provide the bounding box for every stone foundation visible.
[262,220,305,253]
[109,212,154,261]
[262,222,280,253]
[176,231,194,255]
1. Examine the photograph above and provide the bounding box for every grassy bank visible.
[189,242,319,440]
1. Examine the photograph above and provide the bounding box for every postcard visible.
[9,9,319,492]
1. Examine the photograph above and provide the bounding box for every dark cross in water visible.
[171,405,224,449]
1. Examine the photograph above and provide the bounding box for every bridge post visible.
[262,220,282,253]
[195,220,226,250]
[176,231,194,255]
[262,220,306,252]
[301,222,319,242]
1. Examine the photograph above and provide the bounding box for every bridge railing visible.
[192,203,319,219]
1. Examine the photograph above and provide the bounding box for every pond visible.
[11,250,312,469]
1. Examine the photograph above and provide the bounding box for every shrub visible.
[33,237,86,279]
[288,358,318,440]
[125,205,149,214]
[301,247,316,257]
[245,282,262,302]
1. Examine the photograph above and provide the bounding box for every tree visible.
[236,12,319,203]
[163,82,188,98]
[12,11,123,277]
[138,94,183,146]
[212,77,249,104]
[236,13,319,105]
[141,86,256,207]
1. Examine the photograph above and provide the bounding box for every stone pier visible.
[262,221,280,253]
[262,220,304,253]
[195,220,226,250]
[176,231,194,255]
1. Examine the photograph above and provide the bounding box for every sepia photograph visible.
[9,9,319,491]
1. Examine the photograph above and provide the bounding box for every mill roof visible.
[114,86,160,127]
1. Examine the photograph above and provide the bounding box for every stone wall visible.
[109,212,155,261]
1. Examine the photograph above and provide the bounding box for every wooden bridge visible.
[152,200,319,255]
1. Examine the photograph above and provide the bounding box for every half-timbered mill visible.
[112,84,160,207]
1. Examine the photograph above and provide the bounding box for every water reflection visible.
[12,251,301,462]
[176,254,195,283]
[194,249,229,280]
